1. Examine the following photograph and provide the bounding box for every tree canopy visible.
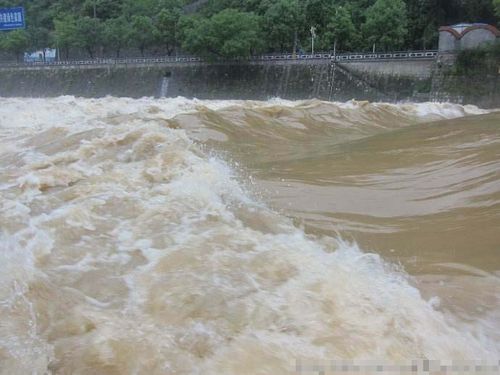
[362,0,408,50]
[262,0,304,52]
[494,0,500,18]
[102,16,130,57]
[181,9,262,58]
[322,6,359,52]
[0,29,30,61]
[0,0,498,60]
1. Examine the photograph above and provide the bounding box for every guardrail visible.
[254,50,438,61]
[0,50,438,68]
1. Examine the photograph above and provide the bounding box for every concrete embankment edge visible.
[0,60,497,107]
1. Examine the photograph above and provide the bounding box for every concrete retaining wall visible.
[0,60,433,103]
[0,59,497,107]
[339,60,433,78]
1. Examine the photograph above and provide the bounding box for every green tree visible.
[130,15,157,56]
[494,0,500,18]
[200,0,264,15]
[103,17,131,57]
[334,0,375,27]
[28,26,51,51]
[178,15,208,54]
[0,29,30,62]
[74,16,103,58]
[263,0,304,52]
[82,0,123,19]
[362,0,408,51]
[180,9,263,59]
[208,9,263,58]
[54,15,78,59]
[304,0,335,33]
[0,0,497,58]
[155,1,183,55]
[405,0,438,50]
[25,0,57,32]
[122,0,157,18]
[322,6,359,52]
[461,0,497,24]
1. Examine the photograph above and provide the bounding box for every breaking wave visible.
[0,97,498,374]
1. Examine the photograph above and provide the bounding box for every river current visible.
[0,97,499,374]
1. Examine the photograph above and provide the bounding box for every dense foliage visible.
[495,0,500,17]
[0,0,498,60]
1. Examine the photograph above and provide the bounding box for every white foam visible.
[0,96,498,373]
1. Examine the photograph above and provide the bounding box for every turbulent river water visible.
[0,97,499,374]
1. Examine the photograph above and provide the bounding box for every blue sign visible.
[0,7,25,31]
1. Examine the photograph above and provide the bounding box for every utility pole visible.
[310,26,316,55]
[93,0,97,18]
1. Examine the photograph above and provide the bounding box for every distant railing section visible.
[256,50,438,61]
[0,50,438,68]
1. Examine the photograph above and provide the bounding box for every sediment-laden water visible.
[0,97,499,374]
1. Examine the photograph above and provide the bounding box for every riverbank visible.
[0,58,497,107]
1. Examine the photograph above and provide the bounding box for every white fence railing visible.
[254,50,438,61]
[0,50,438,68]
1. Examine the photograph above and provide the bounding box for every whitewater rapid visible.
[0,97,498,374]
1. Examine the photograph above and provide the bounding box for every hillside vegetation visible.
[0,0,499,61]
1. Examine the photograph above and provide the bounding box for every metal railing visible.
[0,50,438,68]
[253,50,438,61]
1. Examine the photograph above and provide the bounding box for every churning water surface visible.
[0,97,499,374]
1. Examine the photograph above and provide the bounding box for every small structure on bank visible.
[438,23,500,52]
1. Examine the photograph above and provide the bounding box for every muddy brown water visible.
[0,97,498,374]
